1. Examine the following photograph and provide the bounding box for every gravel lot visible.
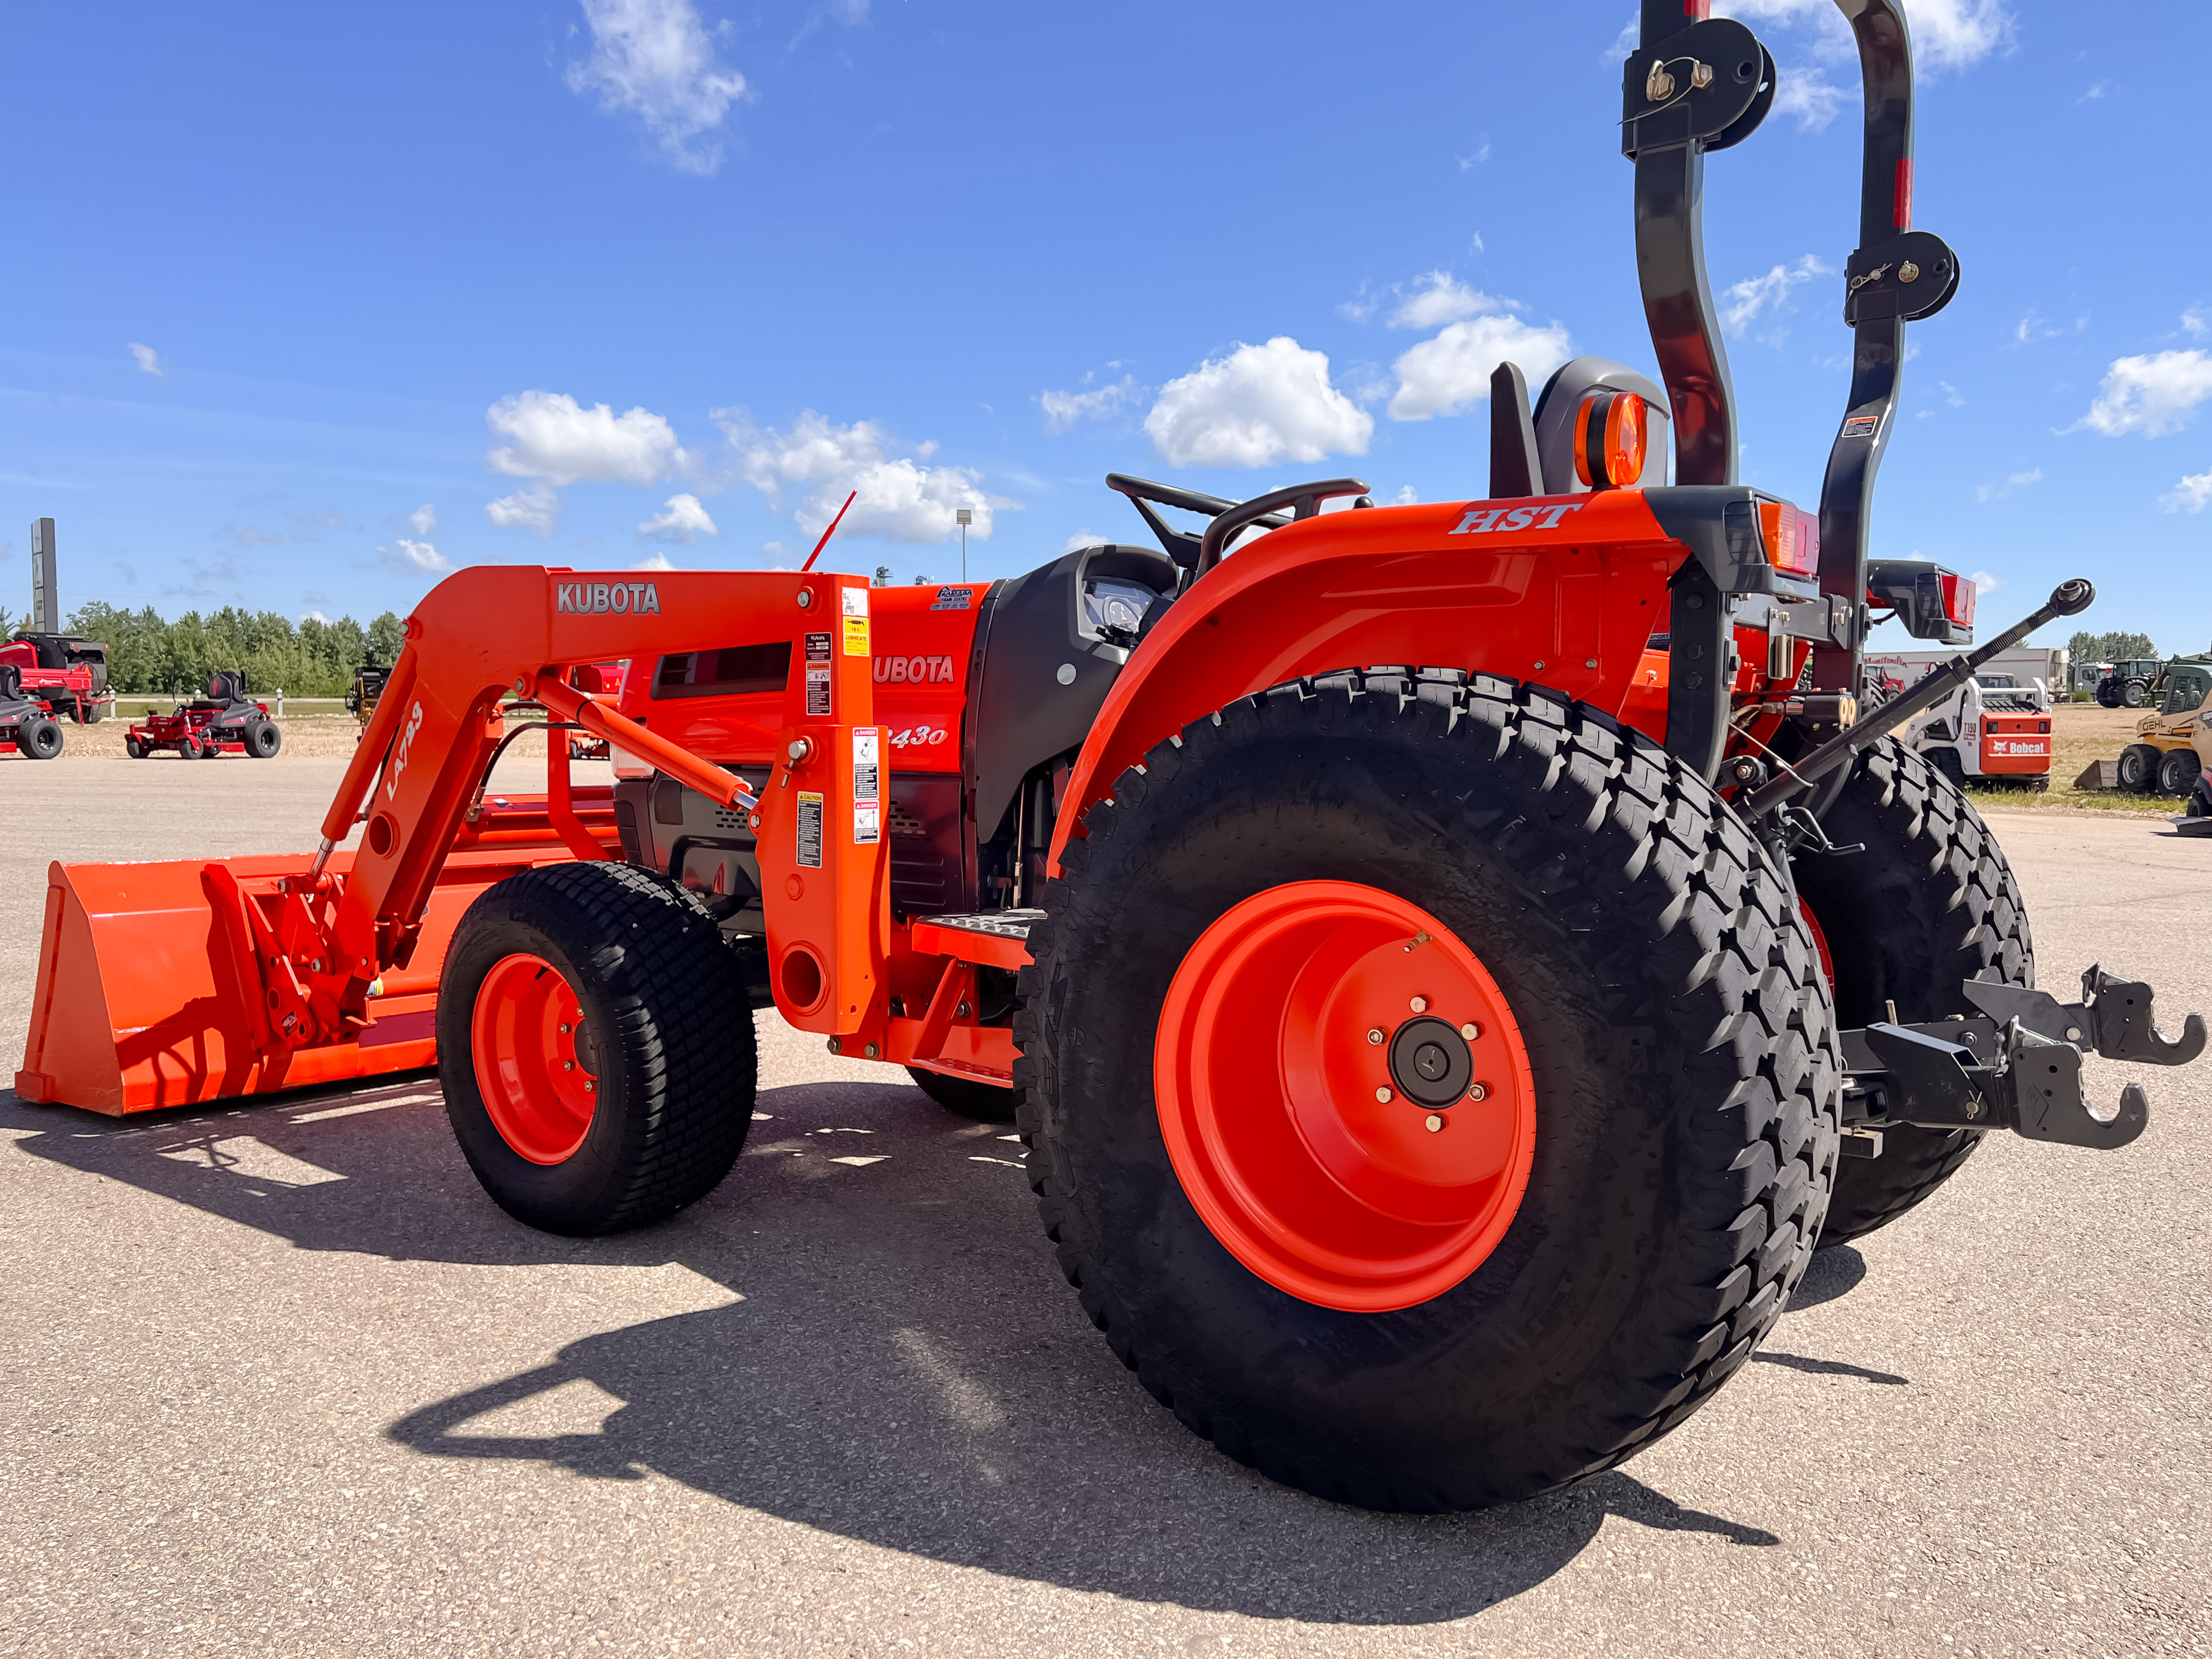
[0,756,2205,1657]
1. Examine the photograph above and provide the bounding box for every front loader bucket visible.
[16,798,606,1116]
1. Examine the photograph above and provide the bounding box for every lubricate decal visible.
[930,586,974,611]
[840,584,871,656]
[554,580,663,615]
[384,700,426,803]
[1841,415,1880,439]
[796,791,824,869]
[804,633,832,718]
[1449,503,1586,536]
[873,654,958,685]
[853,728,881,845]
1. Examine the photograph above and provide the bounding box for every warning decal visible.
[1841,415,1879,439]
[797,791,824,869]
[805,663,831,716]
[853,728,880,844]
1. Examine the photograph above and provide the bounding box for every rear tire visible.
[438,862,757,1236]
[1795,740,2033,1247]
[2156,748,2197,797]
[2190,780,2211,819]
[1019,671,1840,1510]
[2121,680,2146,708]
[124,735,147,759]
[2117,743,2160,792]
[16,718,62,760]
[246,718,282,759]
[177,736,199,760]
[905,1065,1017,1122]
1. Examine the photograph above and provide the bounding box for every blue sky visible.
[4,0,2206,654]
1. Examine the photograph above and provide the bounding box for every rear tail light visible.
[1758,501,1819,577]
[1574,390,1649,489]
[1939,571,1977,629]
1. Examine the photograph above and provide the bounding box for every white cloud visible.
[1715,0,2010,72]
[1721,255,1830,337]
[719,409,1000,543]
[631,550,678,570]
[1605,12,1638,64]
[567,0,748,176]
[1061,529,1107,554]
[1455,139,1491,170]
[486,390,692,485]
[2078,350,2212,437]
[127,342,167,380]
[2184,307,2210,340]
[1039,375,1136,434]
[1975,467,2043,503]
[1970,570,2004,595]
[1395,485,1419,505]
[485,482,564,537]
[2163,470,2212,514]
[638,492,717,544]
[387,538,449,574]
[1144,338,1374,468]
[1388,272,1507,331]
[407,503,437,535]
[1772,68,1847,129]
[1387,314,1574,422]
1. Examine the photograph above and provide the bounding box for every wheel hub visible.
[470,951,597,1165]
[1389,1016,1472,1106]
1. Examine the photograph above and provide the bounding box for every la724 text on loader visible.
[18,0,2206,1511]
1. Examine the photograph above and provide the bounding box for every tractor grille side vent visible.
[710,806,752,833]
[887,801,931,839]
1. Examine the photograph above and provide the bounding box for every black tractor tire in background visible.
[246,718,282,759]
[2116,743,2160,792]
[1927,747,1969,790]
[176,736,200,759]
[1018,671,1841,1510]
[80,697,103,725]
[16,718,63,760]
[905,1065,1017,1122]
[2189,780,2211,819]
[124,735,147,759]
[2121,680,2147,708]
[1794,739,2033,1247]
[2094,684,2117,708]
[438,861,757,1236]
[2155,747,2198,797]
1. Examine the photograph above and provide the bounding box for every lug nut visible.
[1460,1023,1479,1041]
[1375,1087,1393,1104]
[563,1060,574,1071]
[559,1023,570,1034]
[1467,1082,1488,1102]
[1410,996,1429,1013]
[584,1081,595,1093]
[1425,1114,1444,1133]
[1366,1028,1385,1045]
[863,1042,880,1060]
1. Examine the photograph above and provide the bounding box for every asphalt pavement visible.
[0,755,2205,1657]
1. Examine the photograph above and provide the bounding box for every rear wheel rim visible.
[471,952,597,1165]
[1153,880,1537,1314]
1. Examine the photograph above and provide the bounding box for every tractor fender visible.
[1046,493,1686,875]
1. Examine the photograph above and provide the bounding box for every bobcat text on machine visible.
[19,0,2207,1512]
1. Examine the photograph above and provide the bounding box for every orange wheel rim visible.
[1154,881,1538,1313]
[471,952,597,1165]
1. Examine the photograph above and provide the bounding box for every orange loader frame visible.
[17,566,1015,1115]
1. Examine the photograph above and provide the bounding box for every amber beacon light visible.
[1573,389,1648,489]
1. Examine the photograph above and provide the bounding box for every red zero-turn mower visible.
[17,0,2208,1512]
[0,665,68,759]
[125,671,283,759]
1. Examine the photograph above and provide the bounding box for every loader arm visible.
[19,565,890,1114]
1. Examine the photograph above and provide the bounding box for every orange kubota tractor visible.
[18,0,2208,1511]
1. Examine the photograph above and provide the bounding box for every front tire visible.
[1795,740,2033,1246]
[1019,671,1840,1510]
[246,718,282,759]
[16,718,62,760]
[439,862,757,1236]
[2117,744,2160,791]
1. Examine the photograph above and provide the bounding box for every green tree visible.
[2068,629,2159,664]
[367,612,406,670]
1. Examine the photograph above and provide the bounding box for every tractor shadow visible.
[3,1069,1783,1623]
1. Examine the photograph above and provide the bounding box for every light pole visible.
[955,507,972,583]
